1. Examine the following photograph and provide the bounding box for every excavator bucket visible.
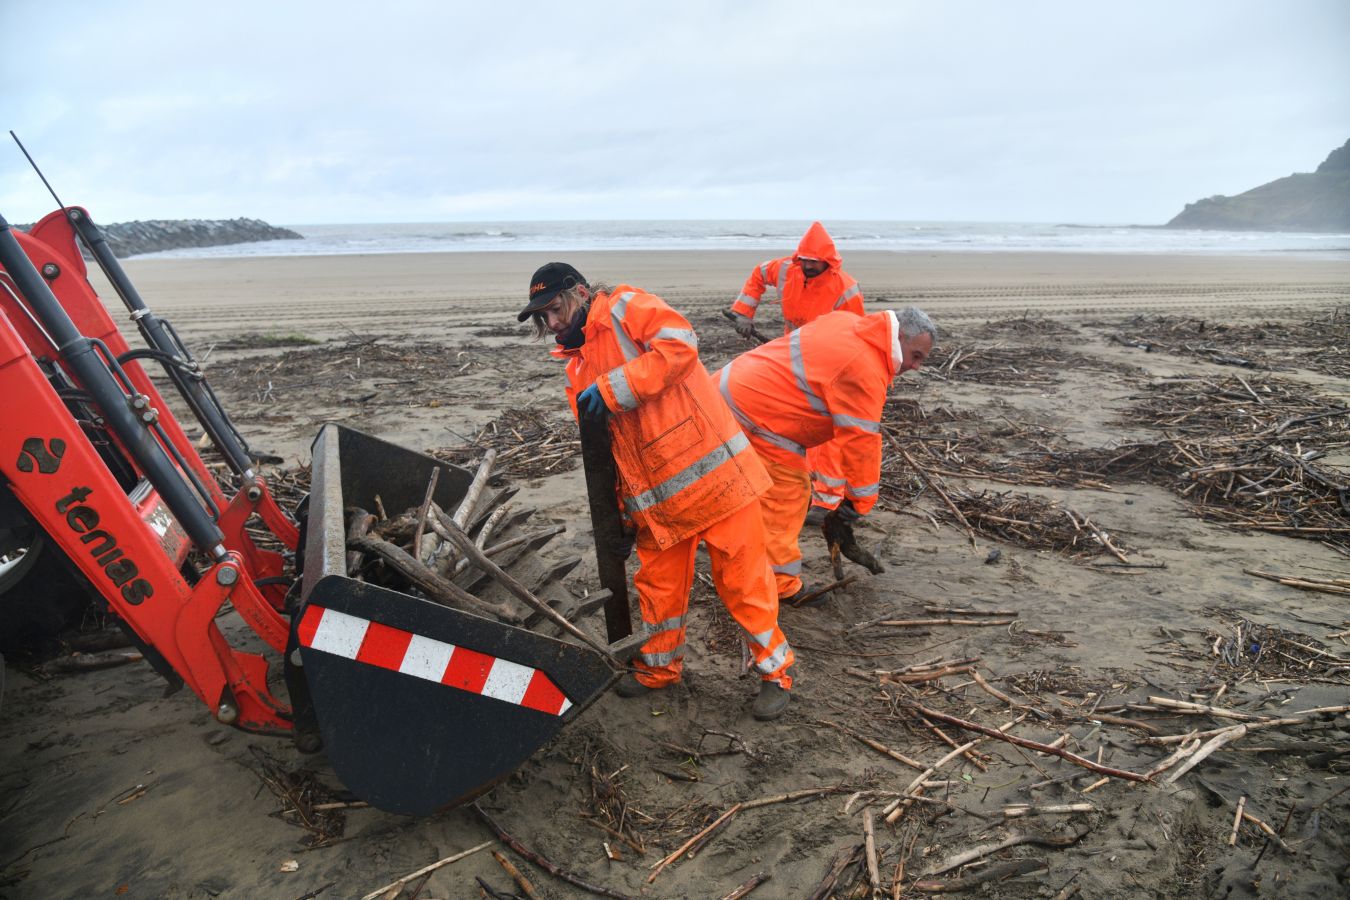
[294,425,618,815]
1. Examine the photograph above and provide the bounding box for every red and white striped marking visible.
[297,605,572,716]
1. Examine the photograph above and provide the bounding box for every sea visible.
[133,220,1350,261]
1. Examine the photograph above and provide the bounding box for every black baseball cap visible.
[519,262,588,322]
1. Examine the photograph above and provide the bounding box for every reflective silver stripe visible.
[772,560,802,576]
[640,645,685,667]
[747,628,774,648]
[789,330,829,415]
[755,639,792,675]
[759,261,772,287]
[610,291,642,361]
[718,364,806,457]
[644,615,687,635]
[736,291,761,311]
[831,413,880,433]
[847,481,880,498]
[624,431,755,512]
[650,326,698,350]
[833,283,861,309]
[814,473,847,488]
[888,310,904,370]
[608,366,639,411]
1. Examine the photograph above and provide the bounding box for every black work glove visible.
[612,525,637,561]
[731,313,756,338]
[826,500,862,526]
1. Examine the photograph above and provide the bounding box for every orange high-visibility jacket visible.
[717,310,906,516]
[729,222,864,332]
[555,285,771,549]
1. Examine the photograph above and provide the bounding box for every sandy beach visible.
[3,249,1348,899]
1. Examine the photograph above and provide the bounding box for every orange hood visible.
[845,309,905,379]
[794,221,842,270]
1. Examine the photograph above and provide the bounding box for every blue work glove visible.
[827,500,862,526]
[577,383,609,421]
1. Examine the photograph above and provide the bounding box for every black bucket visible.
[293,424,616,815]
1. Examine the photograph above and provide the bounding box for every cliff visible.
[1166,139,1350,232]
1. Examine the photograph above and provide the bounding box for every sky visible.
[1,0,1347,226]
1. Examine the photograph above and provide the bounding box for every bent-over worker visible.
[717,308,936,605]
[727,221,867,515]
[519,262,795,720]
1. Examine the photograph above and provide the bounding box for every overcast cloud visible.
[1,0,1347,225]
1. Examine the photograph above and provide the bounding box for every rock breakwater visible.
[98,218,303,257]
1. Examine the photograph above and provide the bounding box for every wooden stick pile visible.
[1104,307,1350,377]
[949,489,1129,560]
[878,373,1348,554]
[1116,376,1350,550]
[430,407,581,479]
[208,336,483,403]
[1205,610,1350,680]
[346,453,603,647]
[921,344,1092,387]
[803,651,1348,896]
[247,746,348,848]
[964,314,1079,340]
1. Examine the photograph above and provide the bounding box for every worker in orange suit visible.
[717,308,937,605]
[519,262,796,720]
[727,221,866,517]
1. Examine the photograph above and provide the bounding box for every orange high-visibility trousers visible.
[631,499,794,690]
[759,456,813,598]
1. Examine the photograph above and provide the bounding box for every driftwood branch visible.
[905,702,1149,782]
[896,444,977,548]
[411,467,441,564]
[913,858,1049,892]
[649,786,847,883]
[790,575,858,607]
[923,829,1086,876]
[454,450,498,529]
[440,521,617,661]
[358,839,495,900]
[473,804,633,900]
[347,535,517,621]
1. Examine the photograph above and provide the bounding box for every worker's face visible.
[540,287,588,334]
[899,333,934,374]
[799,257,827,279]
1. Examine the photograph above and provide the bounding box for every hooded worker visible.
[717,308,937,605]
[519,262,796,720]
[728,221,864,334]
[727,221,867,517]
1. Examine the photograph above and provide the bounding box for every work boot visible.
[752,681,790,721]
[614,673,660,698]
[782,582,829,608]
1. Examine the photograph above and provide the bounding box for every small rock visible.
[984,548,1002,565]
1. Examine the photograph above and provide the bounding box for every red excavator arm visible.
[0,207,622,814]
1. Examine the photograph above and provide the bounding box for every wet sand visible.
[2,249,1347,899]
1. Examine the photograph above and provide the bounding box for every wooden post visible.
[578,415,633,644]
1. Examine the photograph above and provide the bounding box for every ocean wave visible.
[134,220,1350,261]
